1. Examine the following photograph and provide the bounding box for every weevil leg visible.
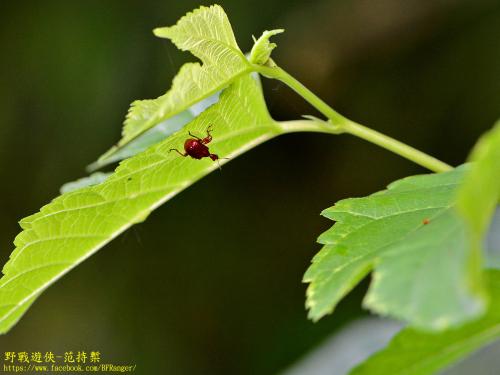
[169,148,187,157]
[212,155,230,171]
[202,124,213,144]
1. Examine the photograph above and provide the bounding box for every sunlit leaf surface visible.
[0,74,279,333]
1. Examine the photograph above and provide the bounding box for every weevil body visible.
[183,138,218,160]
[169,125,228,170]
[170,125,220,161]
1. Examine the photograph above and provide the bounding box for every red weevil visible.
[169,125,225,167]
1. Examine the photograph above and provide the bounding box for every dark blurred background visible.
[0,0,499,374]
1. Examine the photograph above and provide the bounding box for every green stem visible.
[341,121,453,173]
[277,119,341,134]
[256,65,453,173]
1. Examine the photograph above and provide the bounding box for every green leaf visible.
[99,5,252,162]
[344,121,500,375]
[349,270,500,375]
[363,209,484,330]
[304,166,487,330]
[249,29,284,65]
[0,74,280,333]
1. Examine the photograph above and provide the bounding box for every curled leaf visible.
[250,29,285,66]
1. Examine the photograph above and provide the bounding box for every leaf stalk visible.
[256,65,453,173]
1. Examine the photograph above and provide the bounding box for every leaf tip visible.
[153,27,171,39]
